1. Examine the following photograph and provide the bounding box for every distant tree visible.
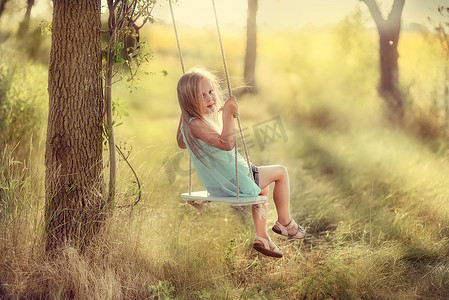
[242,0,258,95]
[45,0,105,252]
[434,5,449,124]
[361,0,405,122]
[0,0,9,18]
[17,0,35,38]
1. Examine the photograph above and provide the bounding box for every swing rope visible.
[168,0,185,74]
[169,0,254,201]
[211,0,254,199]
[168,0,192,195]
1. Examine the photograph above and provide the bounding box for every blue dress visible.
[181,117,261,197]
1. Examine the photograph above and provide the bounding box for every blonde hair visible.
[177,67,223,163]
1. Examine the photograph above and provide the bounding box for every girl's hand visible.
[222,96,238,118]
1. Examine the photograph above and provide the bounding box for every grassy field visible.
[1,13,449,299]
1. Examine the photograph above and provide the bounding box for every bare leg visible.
[252,186,269,238]
[258,165,291,225]
[251,186,281,253]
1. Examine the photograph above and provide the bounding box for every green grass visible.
[1,14,449,299]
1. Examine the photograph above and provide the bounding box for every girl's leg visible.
[258,165,291,225]
[252,186,281,254]
[252,186,269,238]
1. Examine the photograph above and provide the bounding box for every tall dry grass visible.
[2,9,449,299]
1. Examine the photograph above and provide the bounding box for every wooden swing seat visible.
[181,190,266,206]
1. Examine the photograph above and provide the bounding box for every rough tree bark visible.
[361,0,405,122]
[45,0,105,252]
[243,0,258,94]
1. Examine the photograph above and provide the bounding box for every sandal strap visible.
[285,219,296,230]
[254,236,270,249]
[275,219,306,238]
[288,219,306,235]
[275,220,294,235]
[254,236,279,252]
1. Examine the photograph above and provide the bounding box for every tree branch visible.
[389,0,405,23]
[103,0,156,207]
[361,0,385,27]
[389,0,405,41]
[115,144,142,208]
[132,1,153,25]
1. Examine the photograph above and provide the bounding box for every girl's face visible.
[199,78,216,115]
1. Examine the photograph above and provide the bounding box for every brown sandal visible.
[272,219,306,239]
[253,236,283,258]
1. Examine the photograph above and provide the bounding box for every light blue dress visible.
[181,117,261,197]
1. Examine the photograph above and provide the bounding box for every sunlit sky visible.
[30,0,444,29]
[151,0,443,29]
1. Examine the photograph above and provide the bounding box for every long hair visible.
[177,68,223,164]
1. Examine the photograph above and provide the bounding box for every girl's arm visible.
[177,116,187,149]
[191,96,237,151]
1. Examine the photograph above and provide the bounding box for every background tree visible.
[361,0,405,122]
[45,0,105,252]
[17,0,35,38]
[434,5,449,124]
[0,0,9,19]
[242,0,258,95]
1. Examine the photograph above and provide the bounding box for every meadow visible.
[1,12,449,299]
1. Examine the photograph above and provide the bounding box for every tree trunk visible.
[0,0,9,19]
[45,0,105,253]
[362,0,405,121]
[243,0,258,94]
[105,41,116,207]
[378,26,403,119]
[17,0,35,38]
[104,0,118,208]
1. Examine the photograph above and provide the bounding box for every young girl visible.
[176,67,305,258]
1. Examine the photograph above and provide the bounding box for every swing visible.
[169,0,266,206]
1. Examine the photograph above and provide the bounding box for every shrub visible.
[0,44,47,161]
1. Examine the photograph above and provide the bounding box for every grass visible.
[1,13,449,299]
